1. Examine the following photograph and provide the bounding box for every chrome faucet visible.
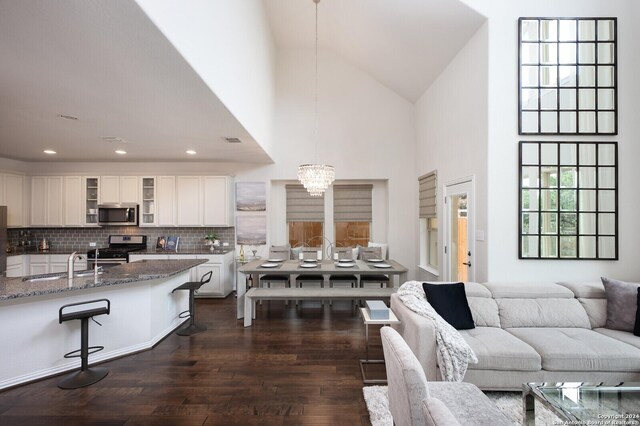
[94,248,100,281]
[67,251,84,279]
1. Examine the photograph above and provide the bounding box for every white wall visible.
[462,0,640,282]
[415,23,489,282]
[134,0,276,155]
[236,49,417,276]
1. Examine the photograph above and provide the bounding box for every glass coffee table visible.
[523,382,640,425]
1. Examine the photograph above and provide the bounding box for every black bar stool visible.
[58,298,111,389]
[172,271,212,336]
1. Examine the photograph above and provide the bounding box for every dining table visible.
[236,258,408,320]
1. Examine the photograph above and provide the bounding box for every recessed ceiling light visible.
[43,149,57,155]
[186,150,197,155]
[115,150,127,155]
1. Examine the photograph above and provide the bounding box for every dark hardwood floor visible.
[0,297,382,425]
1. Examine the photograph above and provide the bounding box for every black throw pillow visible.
[422,282,475,330]
[634,288,640,337]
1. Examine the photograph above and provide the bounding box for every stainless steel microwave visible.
[97,204,139,226]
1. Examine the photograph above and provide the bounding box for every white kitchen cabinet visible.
[99,176,120,204]
[29,256,48,275]
[84,177,99,226]
[140,177,156,226]
[30,177,47,226]
[5,173,26,227]
[64,176,83,226]
[6,255,24,277]
[203,176,233,226]
[176,176,201,226]
[30,176,63,226]
[120,176,139,203]
[24,254,87,276]
[99,176,139,205]
[156,176,176,226]
[195,262,223,296]
[194,253,234,297]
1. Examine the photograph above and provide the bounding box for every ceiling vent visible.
[222,137,242,144]
[101,136,128,143]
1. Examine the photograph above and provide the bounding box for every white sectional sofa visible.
[391,281,640,391]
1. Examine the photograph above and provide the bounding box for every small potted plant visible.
[204,232,220,251]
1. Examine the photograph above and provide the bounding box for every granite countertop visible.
[133,248,232,255]
[0,259,207,301]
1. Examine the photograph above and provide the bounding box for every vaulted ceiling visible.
[0,0,484,163]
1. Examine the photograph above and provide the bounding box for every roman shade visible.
[286,184,324,222]
[333,184,373,222]
[419,172,437,217]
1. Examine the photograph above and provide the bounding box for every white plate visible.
[338,259,353,263]
[300,263,318,268]
[373,263,391,268]
[303,259,318,263]
[267,258,285,262]
[336,262,355,268]
[260,263,279,268]
[368,258,384,263]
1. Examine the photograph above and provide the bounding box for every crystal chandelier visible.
[297,0,335,197]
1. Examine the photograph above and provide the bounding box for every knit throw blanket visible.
[397,281,477,381]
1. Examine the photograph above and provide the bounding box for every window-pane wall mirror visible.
[519,141,618,259]
[519,18,618,135]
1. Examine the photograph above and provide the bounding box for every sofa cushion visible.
[481,282,574,299]
[556,281,605,298]
[595,328,640,350]
[459,327,541,371]
[464,282,492,298]
[467,297,501,327]
[507,328,640,371]
[497,298,591,328]
[579,298,607,329]
[602,277,640,332]
[422,283,475,330]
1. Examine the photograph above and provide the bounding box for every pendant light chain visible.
[314,0,319,160]
[297,0,335,197]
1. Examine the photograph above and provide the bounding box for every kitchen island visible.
[0,259,206,390]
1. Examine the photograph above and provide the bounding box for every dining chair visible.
[358,246,390,288]
[259,246,291,305]
[328,247,358,307]
[296,247,325,305]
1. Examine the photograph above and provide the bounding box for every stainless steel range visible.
[87,235,147,268]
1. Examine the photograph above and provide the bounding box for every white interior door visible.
[444,178,474,282]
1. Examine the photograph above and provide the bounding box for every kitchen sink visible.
[74,271,103,277]
[23,275,65,282]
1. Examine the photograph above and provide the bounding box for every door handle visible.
[462,262,471,267]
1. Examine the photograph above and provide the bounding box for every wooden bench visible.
[243,287,396,327]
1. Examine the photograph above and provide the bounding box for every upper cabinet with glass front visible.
[519,18,617,135]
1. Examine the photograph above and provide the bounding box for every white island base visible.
[0,271,189,390]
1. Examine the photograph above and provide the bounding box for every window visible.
[286,185,324,247]
[333,185,372,247]
[419,172,438,271]
[519,141,617,259]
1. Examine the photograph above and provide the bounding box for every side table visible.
[359,307,400,384]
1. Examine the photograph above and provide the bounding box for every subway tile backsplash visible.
[8,227,235,252]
